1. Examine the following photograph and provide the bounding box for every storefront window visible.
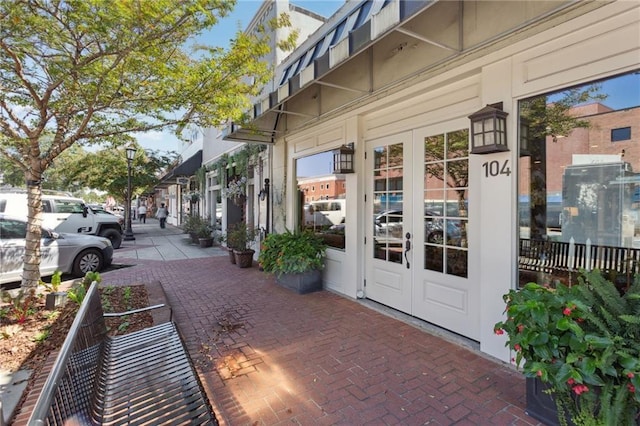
[297,151,346,249]
[518,71,640,288]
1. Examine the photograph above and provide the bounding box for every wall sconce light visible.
[258,178,270,201]
[333,143,355,174]
[468,104,509,154]
[519,116,531,157]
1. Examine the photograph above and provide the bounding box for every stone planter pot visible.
[45,291,68,310]
[198,237,213,248]
[190,232,200,244]
[234,249,255,268]
[227,247,236,264]
[275,269,322,294]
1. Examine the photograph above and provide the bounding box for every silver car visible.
[0,214,114,285]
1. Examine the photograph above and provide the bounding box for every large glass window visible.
[518,71,640,288]
[297,151,346,249]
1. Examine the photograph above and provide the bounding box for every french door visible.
[365,122,479,340]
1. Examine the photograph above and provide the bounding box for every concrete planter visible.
[275,270,322,294]
[45,291,67,310]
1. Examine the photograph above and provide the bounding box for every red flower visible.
[563,307,572,316]
[494,328,504,335]
[627,372,635,379]
[567,378,575,385]
[536,370,543,377]
[517,324,524,333]
[628,384,636,393]
[514,344,521,351]
[572,384,589,395]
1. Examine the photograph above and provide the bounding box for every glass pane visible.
[297,151,346,250]
[447,249,468,278]
[517,70,640,288]
[423,130,469,275]
[446,129,469,159]
[425,135,445,162]
[425,245,444,272]
[373,142,404,264]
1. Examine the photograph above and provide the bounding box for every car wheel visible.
[72,249,104,277]
[100,228,122,249]
[427,231,444,244]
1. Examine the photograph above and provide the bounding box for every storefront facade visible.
[227,0,640,362]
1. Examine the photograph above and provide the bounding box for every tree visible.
[0,0,294,289]
[60,144,177,205]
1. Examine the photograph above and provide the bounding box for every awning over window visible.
[156,150,203,188]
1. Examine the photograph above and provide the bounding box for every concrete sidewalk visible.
[101,221,541,425]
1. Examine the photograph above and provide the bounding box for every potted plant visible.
[42,270,67,310]
[196,219,214,248]
[493,270,640,426]
[258,229,327,294]
[227,222,258,268]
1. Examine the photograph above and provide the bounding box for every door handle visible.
[404,232,411,269]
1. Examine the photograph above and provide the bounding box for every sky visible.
[135,0,345,156]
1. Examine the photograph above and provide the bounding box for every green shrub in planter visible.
[259,229,326,275]
[494,270,640,425]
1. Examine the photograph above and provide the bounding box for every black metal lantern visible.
[519,116,531,157]
[333,143,355,174]
[468,105,509,154]
[123,145,137,241]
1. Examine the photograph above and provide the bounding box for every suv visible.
[0,190,123,249]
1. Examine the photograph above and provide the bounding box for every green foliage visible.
[41,270,62,293]
[182,215,212,238]
[494,270,640,425]
[33,329,51,343]
[82,271,102,290]
[226,222,258,251]
[258,229,326,275]
[67,284,87,305]
[1,289,38,324]
[0,0,292,290]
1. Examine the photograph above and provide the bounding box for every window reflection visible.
[297,151,346,249]
[518,71,640,288]
[373,143,404,264]
[424,129,469,277]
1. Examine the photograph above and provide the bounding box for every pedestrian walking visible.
[156,203,168,229]
[137,204,147,223]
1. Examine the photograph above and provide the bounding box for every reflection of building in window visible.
[612,127,631,142]
[298,174,346,204]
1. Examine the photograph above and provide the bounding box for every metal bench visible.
[28,282,217,426]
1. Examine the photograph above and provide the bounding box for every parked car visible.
[0,214,114,285]
[0,190,124,248]
[88,204,124,226]
[374,209,462,245]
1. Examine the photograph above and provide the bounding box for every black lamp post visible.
[123,145,137,241]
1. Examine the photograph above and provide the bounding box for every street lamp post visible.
[123,145,137,241]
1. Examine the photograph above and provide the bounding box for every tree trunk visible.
[21,176,44,290]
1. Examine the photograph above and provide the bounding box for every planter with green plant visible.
[227,222,258,268]
[258,229,326,294]
[195,218,214,248]
[494,269,640,426]
[42,270,67,310]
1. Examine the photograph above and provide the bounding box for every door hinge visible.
[364,194,366,202]
[364,279,367,287]
[364,151,367,160]
[364,236,366,245]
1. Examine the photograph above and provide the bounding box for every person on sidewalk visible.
[156,203,168,229]
[137,204,147,223]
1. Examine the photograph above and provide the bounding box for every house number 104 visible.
[482,160,511,177]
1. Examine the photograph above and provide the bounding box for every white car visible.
[0,191,124,249]
[0,214,114,285]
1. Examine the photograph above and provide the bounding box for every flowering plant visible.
[223,176,247,201]
[494,270,640,425]
[258,229,326,275]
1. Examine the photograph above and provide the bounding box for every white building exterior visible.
[201,1,327,237]
[224,0,640,363]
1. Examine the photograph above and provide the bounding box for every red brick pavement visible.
[101,255,544,426]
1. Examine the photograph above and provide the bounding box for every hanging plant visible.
[223,176,247,202]
[184,191,200,203]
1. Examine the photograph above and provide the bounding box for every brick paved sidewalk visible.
[101,251,542,426]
